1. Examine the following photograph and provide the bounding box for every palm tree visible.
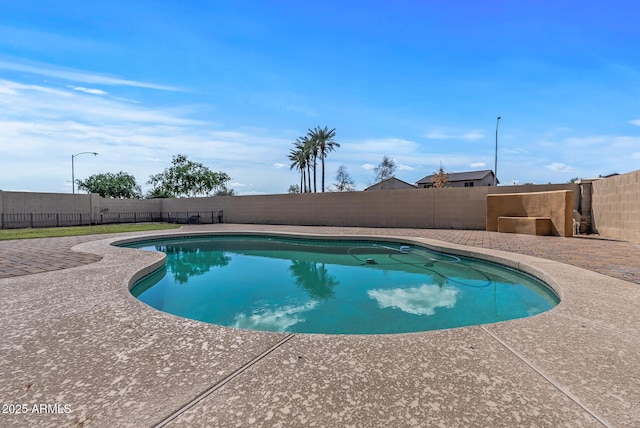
[298,135,313,192]
[308,126,339,192]
[289,140,307,192]
[307,135,319,193]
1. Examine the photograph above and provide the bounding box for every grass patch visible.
[0,224,181,240]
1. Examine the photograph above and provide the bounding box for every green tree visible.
[332,165,355,192]
[147,154,231,198]
[308,126,339,192]
[288,184,301,193]
[214,186,235,196]
[77,172,142,198]
[373,155,396,183]
[146,187,174,199]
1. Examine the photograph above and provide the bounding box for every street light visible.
[494,116,501,187]
[72,152,98,194]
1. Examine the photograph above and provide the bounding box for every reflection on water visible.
[232,301,319,331]
[127,236,559,334]
[156,244,231,284]
[289,260,340,300]
[367,284,458,316]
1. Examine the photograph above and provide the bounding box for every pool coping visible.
[1,227,639,427]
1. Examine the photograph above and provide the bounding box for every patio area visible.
[1,224,639,427]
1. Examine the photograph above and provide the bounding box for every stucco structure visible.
[486,190,574,237]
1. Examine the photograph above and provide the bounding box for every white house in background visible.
[416,169,499,188]
[364,177,417,191]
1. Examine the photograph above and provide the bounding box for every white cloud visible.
[368,285,458,316]
[423,131,450,140]
[545,162,574,172]
[0,60,182,91]
[349,138,418,153]
[397,164,415,171]
[424,130,484,141]
[470,162,486,168]
[0,77,295,194]
[0,79,72,97]
[232,301,318,332]
[632,153,640,159]
[273,162,287,169]
[461,131,484,140]
[564,136,607,147]
[563,135,640,148]
[361,163,375,170]
[629,119,640,126]
[68,85,108,95]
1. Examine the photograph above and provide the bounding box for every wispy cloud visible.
[0,60,182,91]
[0,77,293,194]
[0,25,113,54]
[273,162,287,169]
[629,119,640,126]
[563,135,640,148]
[424,131,484,141]
[545,162,574,172]
[349,138,418,153]
[68,85,108,95]
[361,163,376,170]
[470,162,486,168]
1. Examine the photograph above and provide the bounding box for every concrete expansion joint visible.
[481,326,611,428]
[153,333,296,427]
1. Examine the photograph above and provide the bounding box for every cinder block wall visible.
[0,191,93,214]
[486,190,574,237]
[97,197,162,213]
[592,170,640,242]
[160,184,579,230]
[0,182,582,231]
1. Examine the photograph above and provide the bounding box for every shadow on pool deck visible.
[0,224,639,427]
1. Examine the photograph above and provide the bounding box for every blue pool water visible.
[125,235,559,334]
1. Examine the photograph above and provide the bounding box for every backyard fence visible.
[0,211,224,229]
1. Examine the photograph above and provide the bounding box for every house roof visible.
[416,169,498,184]
[364,176,417,191]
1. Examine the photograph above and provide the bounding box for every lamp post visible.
[494,116,501,187]
[72,152,98,194]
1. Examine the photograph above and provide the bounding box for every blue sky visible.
[1,0,639,195]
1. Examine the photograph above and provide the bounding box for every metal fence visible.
[0,211,223,229]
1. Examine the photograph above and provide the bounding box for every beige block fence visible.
[1,170,639,243]
[591,170,640,242]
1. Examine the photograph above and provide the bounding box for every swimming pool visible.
[125,234,559,334]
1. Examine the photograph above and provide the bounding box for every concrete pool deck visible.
[1,224,639,427]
